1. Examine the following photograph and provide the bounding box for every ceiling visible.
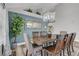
[5,3,58,14]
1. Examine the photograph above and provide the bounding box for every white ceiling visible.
[5,3,58,14]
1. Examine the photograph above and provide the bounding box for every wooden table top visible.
[32,37,56,45]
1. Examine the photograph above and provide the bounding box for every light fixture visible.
[43,12,56,22]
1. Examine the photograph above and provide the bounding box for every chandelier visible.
[43,12,56,22]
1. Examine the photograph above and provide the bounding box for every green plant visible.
[10,15,25,43]
[36,12,41,15]
[26,8,32,12]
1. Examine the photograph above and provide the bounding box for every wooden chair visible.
[70,33,76,52]
[64,34,72,56]
[51,34,57,45]
[42,34,57,50]
[24,33,33,56]
[60,31,67,55]
[43,35,66,56]
[63,33,76,56]
[60,31,67,35]
[24,33,43,56]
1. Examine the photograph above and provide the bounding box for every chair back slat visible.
[65,34,72,47]
[71,33,76,41]
[70,33,76,44]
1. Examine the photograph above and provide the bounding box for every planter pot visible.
[11,37,17,49]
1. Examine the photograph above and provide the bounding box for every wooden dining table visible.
[30,37,56,56]
[32,37,56,46]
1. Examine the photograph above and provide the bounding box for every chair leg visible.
[60,51,62,56]
[44,51,48,56]
[69,45,71,55]
[47,52,48,56]
[41,50,43,56]
[71,44,74,52]
[67,47,70,56]
[44,50,46,56]
[67,46,71,56]
[46,43,48,47]
[26,50,28,56]
[63,49,65,56]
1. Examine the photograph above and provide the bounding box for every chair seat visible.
[44,46,60,56]
[46,46,55,52]
[44,46,60,55]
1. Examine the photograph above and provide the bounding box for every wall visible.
[0,4,3,56]
[53,3,79,42]
[0,4,11,56]
[8,11,47,45]
[0,4,3,45]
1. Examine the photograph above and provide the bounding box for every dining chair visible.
[40,31,47,38]
[70,33,76,52]
[64,33,76,56]
[57,34,67,56]
[51,34,57,44]
[42,34,57,49]
[24,33,43,56]
[23,33,33,56]
[60,31,67,54]
[43,35,66,56]
[50,34,58,47]
[60,31,67,35]
[64,34,72,56]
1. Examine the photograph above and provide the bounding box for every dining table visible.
[32,36,57,46]
[31,36,57,56]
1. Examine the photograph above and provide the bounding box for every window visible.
[26,21,41,28]
[26,21,32,28]
[32,22,41,28]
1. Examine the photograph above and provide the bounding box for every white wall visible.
[53,3,79,42]
[0,4,3,55]
[0,4,11,55]
[0,4,4,45]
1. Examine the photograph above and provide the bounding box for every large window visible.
[26,21,42,28]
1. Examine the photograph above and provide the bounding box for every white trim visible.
[16,42,25,46]
[8,9,43,19]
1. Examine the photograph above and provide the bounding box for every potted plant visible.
[10,15,25,49]
[26,8,32,13]
[36,12,41,15]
